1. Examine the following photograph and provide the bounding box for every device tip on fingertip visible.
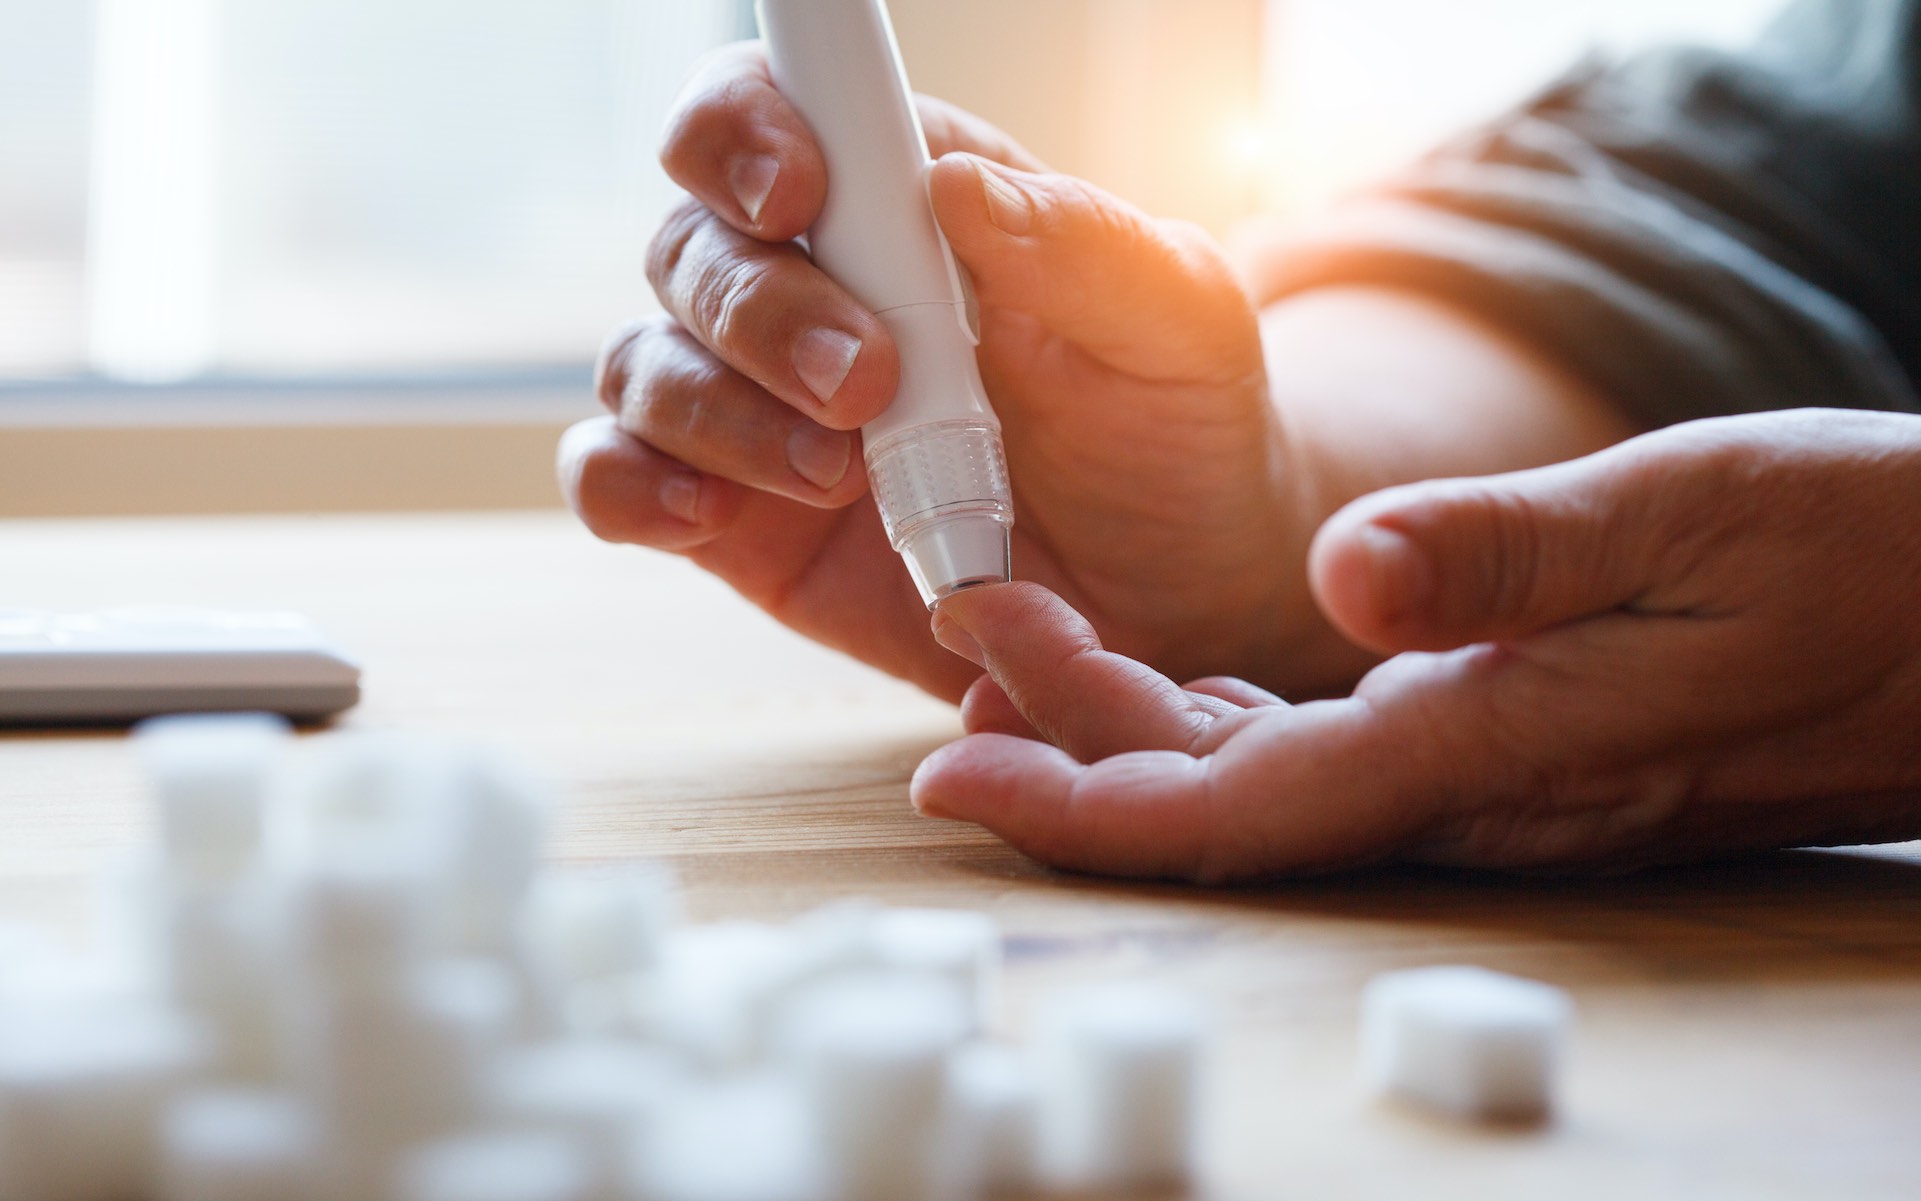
[902,514,1012,610]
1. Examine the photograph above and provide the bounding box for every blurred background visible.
[0,0,1782,514]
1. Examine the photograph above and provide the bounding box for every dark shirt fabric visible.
[1264,0,1921,427]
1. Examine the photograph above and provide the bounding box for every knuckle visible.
[568,435,623,505]
[1067,177,1147,251]
[593,318,660,412]
[1475,487,1548,621]
[660,105,722,181]
[569,449,651,546]
[694,252,779,352]
[709,73,767,126]
[659,47,755,173]
[555,418,603,495]
[1678,426,1775,493]
[630,351,728,451]
[557,421,620,525]
[1160,218,1243,295]
[558,416,728,552]
[1157,217,1214,256]
[1622,428,1774,586]
[645,199,709,297]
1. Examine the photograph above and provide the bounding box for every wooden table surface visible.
[4,511,1921,1200]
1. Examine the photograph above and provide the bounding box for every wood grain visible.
[4,512,1920,1199]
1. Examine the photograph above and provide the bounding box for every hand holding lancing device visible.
[561,43,1360,702]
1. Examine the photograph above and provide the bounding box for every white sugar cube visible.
[790,899,885,971]
[553,978,632,1040]
[416,746,552,956]
[485,1039,685,1190]
[290,736,459,869]
[411,958,526,1050]
[489,935,571,1042]
[1360,965,1572,1122]
[785,904,999,1033]
[930,1043,1037,1200]
[0,948,151,1017]
[398,1131,597,1201]
[159,885,279,1081]
[285,854,432,995]
[629,1074,830,1201]
[773,971,970,1201]
[870,909,1000,1033]
[649,922,806,1067]
[294,961,515,1199]
[1034,982,1209,1192]
[781,901,887,1005]
[520,866,680,986]
[157,1089,319,1201]
[135,713,289,887]
[0,1008,214,1201]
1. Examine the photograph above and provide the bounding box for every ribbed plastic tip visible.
[899,513,1011,608]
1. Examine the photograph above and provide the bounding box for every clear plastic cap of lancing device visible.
[865,420,1014,607]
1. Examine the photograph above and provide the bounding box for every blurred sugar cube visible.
[135,713,290,889]
[774,971,970,1201]
[931,1042,1037,1200]
[0,1009,214,1201]
[1360,965,1573,1122]
[157,1088,319,1201]
[398,1130,597,1201]
[1035,982,1210,1192]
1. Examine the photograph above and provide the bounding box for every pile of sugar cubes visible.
[0,714,1213,1201]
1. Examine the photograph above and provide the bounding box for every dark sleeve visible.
[1258,0,1921,427]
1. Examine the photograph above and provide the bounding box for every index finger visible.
[661,42,826,242]
[931,582,1228,762]
[662,43,1046,244]
[915,94,1047,171]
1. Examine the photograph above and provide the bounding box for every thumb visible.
[927,153,1258,385]
[1309,440,1682,655]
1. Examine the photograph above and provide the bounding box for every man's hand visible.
[560,42,1312,701]
[913,411,1921,879]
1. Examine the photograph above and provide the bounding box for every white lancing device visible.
[758,0,1016,607]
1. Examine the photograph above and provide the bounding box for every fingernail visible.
[931,609,986,669]
[912,793,959,821]
[975,160,1033,236]
[785,422,852,491]
[1356,523,1432,625]
[909,759,961,820]
[660,471,702,524]
[728,154,779,226]
[792,328,862,406]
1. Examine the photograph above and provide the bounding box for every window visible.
[1263,0,1787,215]
[0,0,1787,388]
[0,0,750,384]
[0,3,90,378]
